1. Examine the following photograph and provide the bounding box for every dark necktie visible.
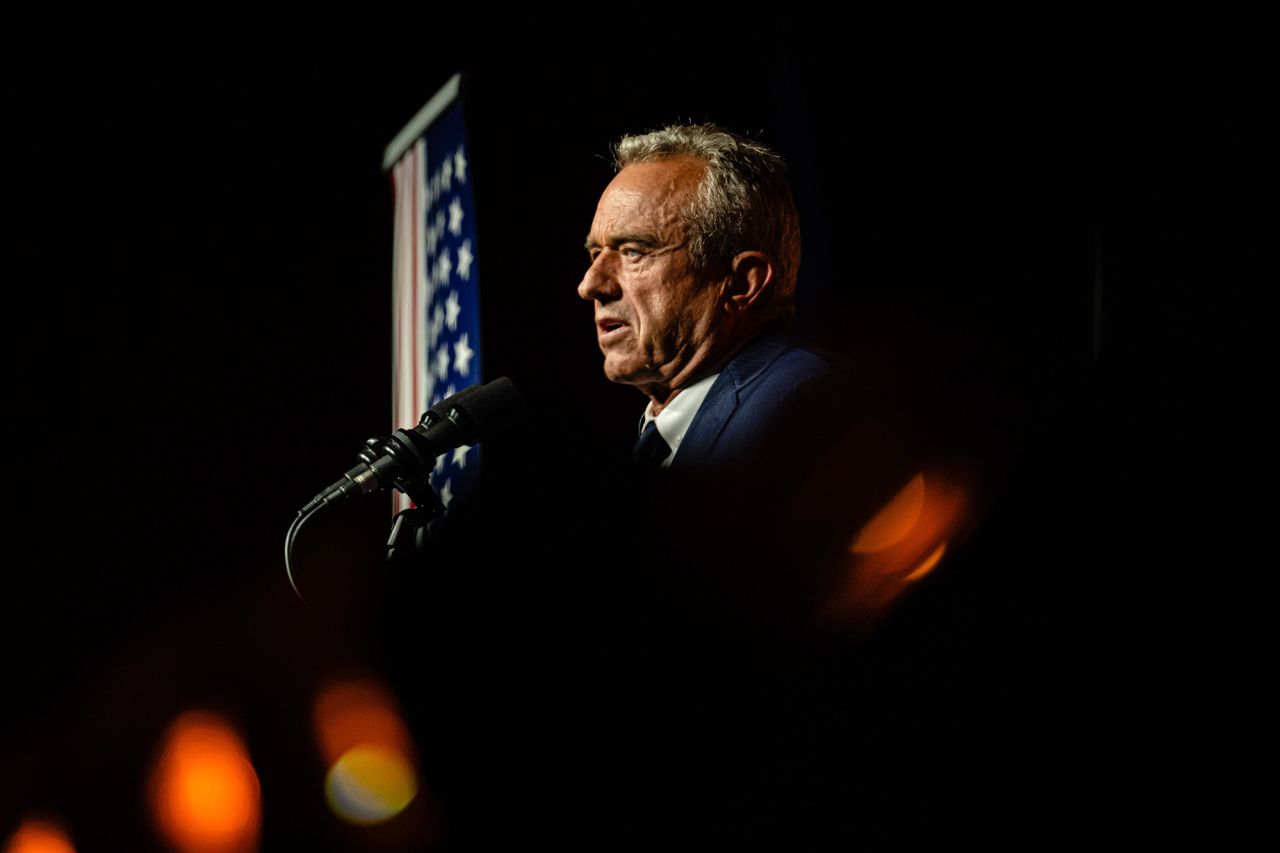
[633,420,672,468]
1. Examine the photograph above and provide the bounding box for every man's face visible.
[578,156,726,394]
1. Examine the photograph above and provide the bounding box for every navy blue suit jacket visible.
[671,330,835,471]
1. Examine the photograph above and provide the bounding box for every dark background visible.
[5,9,1269,849]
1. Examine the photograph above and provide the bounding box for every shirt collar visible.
[638,371,720,467]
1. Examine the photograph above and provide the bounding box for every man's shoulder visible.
[722,331,842,402]
[675,330,844,470]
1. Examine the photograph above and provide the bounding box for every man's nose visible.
[577,251,620,303]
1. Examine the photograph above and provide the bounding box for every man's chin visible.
[602,360,649,389]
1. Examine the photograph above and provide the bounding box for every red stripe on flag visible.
[412,147,420,431]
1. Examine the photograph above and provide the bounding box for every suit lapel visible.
[671,332,792,469]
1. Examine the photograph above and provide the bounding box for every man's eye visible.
[621,247,643,258]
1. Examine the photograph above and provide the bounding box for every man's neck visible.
[640,323,768,416]
[646,386,682,418]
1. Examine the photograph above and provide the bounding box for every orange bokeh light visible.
[313,679,415,765]
[147,711,261,853]
[4,819,75,853]
[825,470,972,625]
[904,542,948,582]
[314,677,422,826]
[850,473,926,553]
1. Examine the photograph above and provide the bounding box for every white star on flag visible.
[435,344,450,380]
[445,290,461,331]
[441,157,452,191]
[430,170,440,206]
[453,332,474,375]
[434,453,446,476]
[457,239,474,280]
[431,304,445,340]
[448,197,464,236]
[435,209,446,241]
[452,444,471,468]
[454,146,468,183]
[440,479,453,507]
[437,248,452,286]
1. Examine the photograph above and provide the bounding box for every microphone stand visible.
[287,377,523,597]
[385,485,446,566]
[341,430,449,566]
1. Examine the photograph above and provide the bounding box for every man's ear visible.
[724,251,775,315]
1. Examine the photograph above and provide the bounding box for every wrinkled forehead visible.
[590,156,706,242]
[607,155,706,200]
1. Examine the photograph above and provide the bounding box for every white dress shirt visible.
[638,372,720,468]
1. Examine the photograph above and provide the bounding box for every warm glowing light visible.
[851,473,926,553]
[904,542,947,582]
[5,819,75,853]
[325,744,419,825]
[313,680,415,764]
[314,678,420,826]
[826,469,973,626]
[148,711,261,853]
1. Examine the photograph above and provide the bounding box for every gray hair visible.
[612,123,801,323]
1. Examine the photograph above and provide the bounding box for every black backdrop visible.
[5,10,1269,849]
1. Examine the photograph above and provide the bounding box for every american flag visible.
[388,75,482,515]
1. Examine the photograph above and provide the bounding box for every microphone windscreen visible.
[425,383,483,423]
[454,377,526,441]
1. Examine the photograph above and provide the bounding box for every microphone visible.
[302,377,524,512]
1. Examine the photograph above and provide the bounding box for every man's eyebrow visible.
[584,233,661,251]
